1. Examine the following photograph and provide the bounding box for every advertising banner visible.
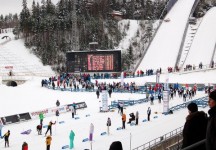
[163,91,170,113]
[101,91,108,112]
[30,106,67,119]
[66,102,87,111]
[30,102,87,119]
[0,118,3,125]
[19,113,32,122]
[1,115,20,125]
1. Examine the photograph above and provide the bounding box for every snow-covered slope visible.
[0,33,55,76]
[136,0,196,71]
[183,7,216,67]
[117,20,139,51]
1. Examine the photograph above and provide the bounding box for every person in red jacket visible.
[22,142,28,150]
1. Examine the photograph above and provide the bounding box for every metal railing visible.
[210,42,216,67]
[133,126,183,150]
[175,0,200,68]
[181,139,206,150]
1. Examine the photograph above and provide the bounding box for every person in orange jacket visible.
[46,135,52,150]
[22,142,28,150]
[122,113,126,129]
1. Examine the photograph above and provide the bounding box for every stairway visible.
[178,18,203,70]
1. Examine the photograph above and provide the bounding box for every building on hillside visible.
[110,11,124,21]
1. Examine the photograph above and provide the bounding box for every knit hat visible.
[109,141,123,150]
[209,90,216,101]
[187,102,198,113]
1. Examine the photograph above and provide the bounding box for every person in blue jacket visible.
[0,124,3,137]
[69,130,75,149]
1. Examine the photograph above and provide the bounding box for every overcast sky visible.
[0,0,59,16]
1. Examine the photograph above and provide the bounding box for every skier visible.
[46,135,52,150]
[158,93,162,103]
[2,130,10,147]
[45,121,56,136]
[22,141,28,150]
[122,113,126,129]
[128,113,135,124]
[107,117,111,135]
[69,130,75,149]
[135,111,139,125]
[119,102,124,115]
[183,93,187,102]
[55,110,59,117]
[89,123,94,141]
[147,107,151,121]
[108,88,112,98]
[39,112,44,125]
[72,103,76,115]
[37,124,42,135]
[70,105,75,118]
[56,100,60,107]
[0,123,3,137]
[150,94,154,105]
[96,90,100,99]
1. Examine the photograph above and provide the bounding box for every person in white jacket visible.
[107,117,111,135]
[70,105,75,118]
[89,123,94,141]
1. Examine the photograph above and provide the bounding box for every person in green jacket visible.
[39,113,44,125]
[69,130,75,149]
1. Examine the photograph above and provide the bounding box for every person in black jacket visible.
[206,90,216,150]
[37,124,42,135]
[128,113,135,124]
[96,90,100,99]
[2,130,10,147]
[45,121,56,136]
[108,89,112,98]
[181,102,207,149]
[56,100,60,107]
[109,141,123,150]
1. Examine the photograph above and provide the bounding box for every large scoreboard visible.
[66,50,121,72]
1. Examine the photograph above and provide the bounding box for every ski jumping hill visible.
[136,0,196,71]
[0,32,55,77]
[183,7,216,68]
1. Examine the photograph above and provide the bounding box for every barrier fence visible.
[132,126,183,150]
[132,96,208,149]
[168,96,208,113]
[0,102,87,126]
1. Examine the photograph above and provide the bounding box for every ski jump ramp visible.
[136,0,196,71]
[183,7,216,67]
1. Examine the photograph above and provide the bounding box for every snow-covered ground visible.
[94,69,216,85]
[0,77,209,150]
[0,0,215,149]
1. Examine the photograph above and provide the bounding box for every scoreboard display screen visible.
[66,50,121,72]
